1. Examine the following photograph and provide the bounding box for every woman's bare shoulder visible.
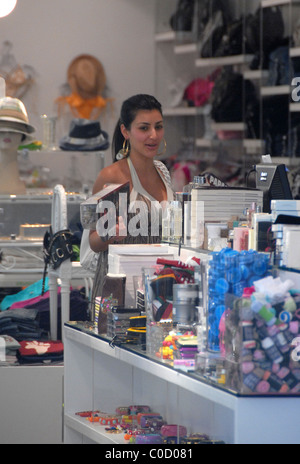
[92,159,129,194]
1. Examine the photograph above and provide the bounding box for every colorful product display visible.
[74,404,224,444]
[225,276,300,395]
[207,248,270,351]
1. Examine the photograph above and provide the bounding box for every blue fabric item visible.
[0,278,49,311]
[267,46,292,86]
[0,308,46,341]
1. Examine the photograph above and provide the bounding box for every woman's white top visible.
[80,158,174,272]
[127,157,174,203]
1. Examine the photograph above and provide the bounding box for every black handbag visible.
[198,0,231,58]
[245,6,285,69]
[211,68,258,123]
[214,18,244,57]
[170,0,195,32]
[42,227,74,295]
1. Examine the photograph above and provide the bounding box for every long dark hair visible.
[112,94,163,162]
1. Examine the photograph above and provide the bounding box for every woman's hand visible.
[89,215,127,252]
[109,215,127,243]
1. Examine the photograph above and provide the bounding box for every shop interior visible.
[1,0,300,446]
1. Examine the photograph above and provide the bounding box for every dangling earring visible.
[157,139,167,157]
[116,139,130,160]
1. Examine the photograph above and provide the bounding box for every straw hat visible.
[0,96,35,141]
[67,54,106,100]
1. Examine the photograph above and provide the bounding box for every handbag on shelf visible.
[245,6,285,69]
[170,0,195,32]
[43,228,74,270]
[214,17,245,57]
[42,227,74,295]
[211,68,257,123]
[198,0,230,58]
[183,76,215,107]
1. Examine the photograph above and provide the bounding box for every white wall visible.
[0,0,156,167]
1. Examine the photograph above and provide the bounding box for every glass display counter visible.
[64,321,300,444]
[143,248,300,397]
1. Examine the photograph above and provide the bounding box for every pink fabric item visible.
[184,78,214,107]
[10,288,61,310]
[217,130,244,140]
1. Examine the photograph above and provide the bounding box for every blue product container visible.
[207,248,270,352]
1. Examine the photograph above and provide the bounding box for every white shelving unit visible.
[64,324,300,445]
[154,0,300,169]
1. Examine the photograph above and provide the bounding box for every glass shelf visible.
[65,321,300,399]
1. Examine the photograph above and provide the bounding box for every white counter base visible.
[64,325,300,445]
[0,364,63,444]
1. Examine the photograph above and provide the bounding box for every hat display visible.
[67,54,106,100]
[0,96,35,141]
[0,41,36,99]
[56,54,114,120]
[59,118,109,152]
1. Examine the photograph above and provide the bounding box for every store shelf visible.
[243,139,265,152]
[262,0,298,6]
[290,47,300,58]
[211,122,245,132]
[196,138,244,149]
[290,102,300,112]
[270,157,300,166]
[163,107,205,117]
[155,0,300,176]
[195,54,253,68]
[243,69,269,81]
[64,414,126,445]
[155,30,176,42]
[64,324,300,444]
[261,85,290,97]
[174,43,197,55]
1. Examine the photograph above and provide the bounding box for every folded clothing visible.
[0,308,47,341]
[0,335,20,354]
[0,278,49,311]
[17,340,64,364]
[24,289,89,340]
[1,289,89,340]
[9,289,59,310]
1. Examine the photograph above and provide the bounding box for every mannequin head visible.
[0,97,35,194]
[0,130,26,194]
[0,131,23,155]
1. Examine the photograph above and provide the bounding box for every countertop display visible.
[63,322,300,444]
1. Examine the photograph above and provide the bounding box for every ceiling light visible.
[0,0,17,19]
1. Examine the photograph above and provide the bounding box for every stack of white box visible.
[271,200,300,222]
[271,200,300,269]
[190,188,263,247]
[272,224,300,269]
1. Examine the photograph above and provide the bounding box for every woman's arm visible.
[89,163,128,252]
[89,218,126,253]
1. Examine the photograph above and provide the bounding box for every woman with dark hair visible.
[86,94,174,313]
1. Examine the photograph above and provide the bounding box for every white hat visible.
[0,96,35,141]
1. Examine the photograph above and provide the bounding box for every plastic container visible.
[224,275,300,395]
[172,283,198,324]
[207,248,270,352]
